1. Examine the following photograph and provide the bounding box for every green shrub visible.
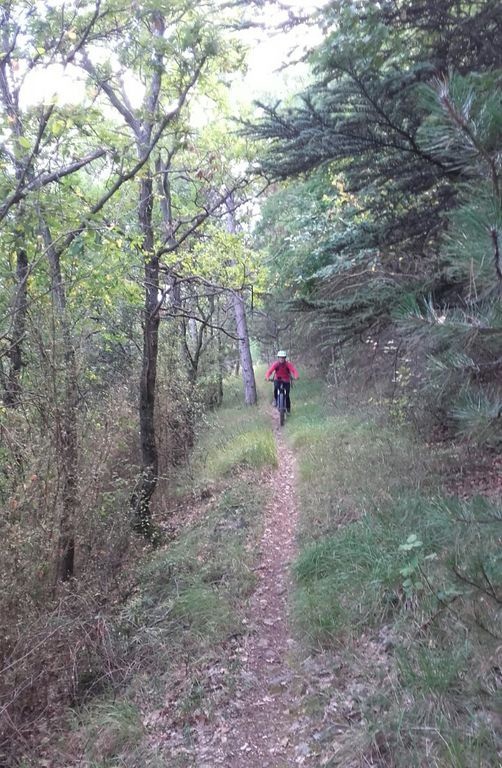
[396,642,470,695]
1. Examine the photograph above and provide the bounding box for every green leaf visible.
[399,534,423,551]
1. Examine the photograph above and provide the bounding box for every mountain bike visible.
[276,380,287,426]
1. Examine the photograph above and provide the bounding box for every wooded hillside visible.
[0,1,500,765]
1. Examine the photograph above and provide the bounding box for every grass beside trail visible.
[288,378,501,768]
[189,378,277,486]
[64,375,277,768]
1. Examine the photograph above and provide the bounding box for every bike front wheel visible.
[278,391,286,426]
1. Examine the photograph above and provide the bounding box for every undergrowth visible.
[61,482,267,767]
[9,370,499,767]
[289,378,501,768]
[6,382,277,768]
[53,377,276,768]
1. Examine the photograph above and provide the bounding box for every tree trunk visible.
[128,14,164,535]
[131,174,160,538]
[156,162,195,384]
[4,246,28,407]
[41,220,79,582]
[215,298,224,407]
[1,39,30,409]
[233,289,257,405]
[226,199,257,405]
[57,349,79,581]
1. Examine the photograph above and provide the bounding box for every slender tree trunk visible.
[1,36,30,409]
[41,220,79,582]
[216,307,224,407]
[130,14,165,536]
[156,160,194,382]
[180,315,197,385]
[232,289,257,404]
[4,246,28,407]
[226,199,257,405]
[131,174,160,537]
[58,351,79,581]
[211,296,224,407]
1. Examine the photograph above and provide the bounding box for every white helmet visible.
[277,350,287,358]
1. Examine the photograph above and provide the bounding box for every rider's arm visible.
[265,361,278,380]
[287,361,299,379]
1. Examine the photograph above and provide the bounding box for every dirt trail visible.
[194,414,300,767]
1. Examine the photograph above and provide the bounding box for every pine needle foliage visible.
[451,388,502,444]
[250,1,502,438]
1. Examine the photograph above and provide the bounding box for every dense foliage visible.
[0,0,261,755]
[251,0,502,439]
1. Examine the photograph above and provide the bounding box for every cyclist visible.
[265,350,299,413]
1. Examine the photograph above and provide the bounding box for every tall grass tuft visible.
[82,701,145,763]
[203,425,277,477]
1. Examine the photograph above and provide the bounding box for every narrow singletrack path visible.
[193,413,300,767]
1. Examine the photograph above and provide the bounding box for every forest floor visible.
[17,376,499,768]
[132,383,354,768]
[188,413,302,767]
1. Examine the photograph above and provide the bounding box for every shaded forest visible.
[252,0,502,439]
[0,0,500,765]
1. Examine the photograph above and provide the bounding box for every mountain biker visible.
[265,351,299,413]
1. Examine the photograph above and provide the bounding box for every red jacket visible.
[265,360,299,382]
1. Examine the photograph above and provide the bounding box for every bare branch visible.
[160,306,241,341]
[156,178,253,257]
[80,51,140,135]
[0,149,107,224]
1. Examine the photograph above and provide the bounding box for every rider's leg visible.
[285,382,291,412]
